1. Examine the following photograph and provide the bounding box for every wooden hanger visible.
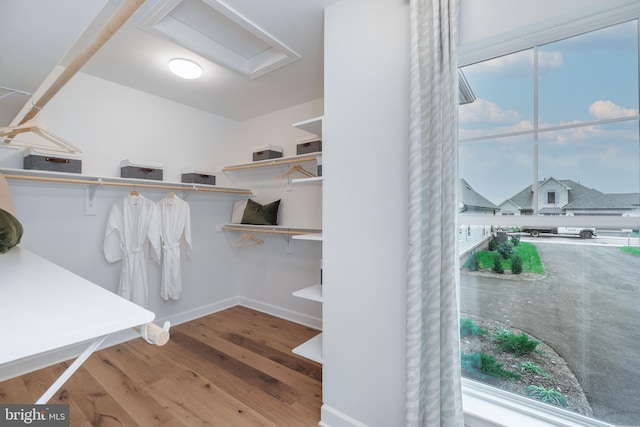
[130,187,140,196]
[230,232,264,248]
[0,119,83,155]
[167,192,176,198]
[277,165,316,179]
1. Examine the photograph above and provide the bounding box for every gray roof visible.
[460,179,498,210]
[564,189,633,210]
[609,193,640,207]
[505,177,639,212]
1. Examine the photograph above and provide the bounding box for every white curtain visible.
[405,0,463,426]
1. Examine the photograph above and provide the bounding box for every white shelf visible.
[292,332,323,364]
[221,224,322,236]
[292,116,323,139]
[222,152,321,172]
[292,233,323,241]
[292,176,323,184]
[0,167,252,195]
[293,284,323,302]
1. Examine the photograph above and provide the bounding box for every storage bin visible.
[317,154,323,177]
[296,139,322,155]
[252,144,283,161]
[181,168,216,185]
[23,148,82,173]
[120,159,163,181]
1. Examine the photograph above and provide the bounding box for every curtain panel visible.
[405,0,463,426]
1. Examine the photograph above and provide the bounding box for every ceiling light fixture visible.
[168,58,202,79]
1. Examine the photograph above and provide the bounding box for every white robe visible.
[103,194,161,307]
[157,194,191,301]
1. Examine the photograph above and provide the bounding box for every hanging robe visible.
[103,194,161,307]
[157,194,191,301]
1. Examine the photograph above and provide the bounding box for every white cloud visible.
[466,50,563,75]
[589,100,638,119]
[538,51,564,68]
[459,98,519,123]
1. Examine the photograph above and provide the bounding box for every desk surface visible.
[0,246,154,364]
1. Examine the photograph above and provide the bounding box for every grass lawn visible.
[468,241,546,275]
[621,246,640,256]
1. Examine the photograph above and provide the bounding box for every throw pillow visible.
[241,199,281,226]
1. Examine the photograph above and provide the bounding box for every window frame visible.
[458,4,640,426]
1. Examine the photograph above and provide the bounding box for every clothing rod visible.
[222,155,319,172]
[3,173,252,195]
[221,225,319,235]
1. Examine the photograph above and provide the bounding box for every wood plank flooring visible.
[0,306,322,426]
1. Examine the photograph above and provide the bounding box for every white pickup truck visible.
[521,227,597,239]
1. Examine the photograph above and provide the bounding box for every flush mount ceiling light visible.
[140,0,301,79]
[168,58,203,79]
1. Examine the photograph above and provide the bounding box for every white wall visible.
[323,0,408,425]
[221,99,324,327]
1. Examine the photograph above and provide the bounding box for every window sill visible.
[462,379,615,427]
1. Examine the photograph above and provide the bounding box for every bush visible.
[466,250,479,271]
[493,328,540,356]
[511,254,523,274]
[498,242,514,259]
[460,317,488,338]
[491,253,504,274]
[520,361,550,378]
[488,237,499,251]
[461,351,520,380]
[510,234,521,246]
[527,385,568,407]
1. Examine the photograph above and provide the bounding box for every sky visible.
[458,20,640,206]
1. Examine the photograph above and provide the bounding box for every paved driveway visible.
[460,242,640,426]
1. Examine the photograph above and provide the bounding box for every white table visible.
[0,246,154,403]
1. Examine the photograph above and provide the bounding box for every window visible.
[458,17,640,427]
[547,191,556,204]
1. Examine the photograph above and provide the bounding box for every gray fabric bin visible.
[252,145,283,161]
[182,172,216,185]
[253,149,283,161]
[121,166,163,180]
[296,140,322,155]
[24,154,82,173]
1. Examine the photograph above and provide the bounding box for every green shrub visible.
[461,351,520,380]
[493,328,540,356]
[491,253,504,274]
[460,317,488,338]
[498,242,514,259]
[520,361,549,378]
[466,250,479,271]
[511,254,523,274]
[527,385,568,407]
[488,237,499,251]
[510,234,521,246]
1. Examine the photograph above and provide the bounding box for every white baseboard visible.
[320,404,368,427]
[238,296,322,330]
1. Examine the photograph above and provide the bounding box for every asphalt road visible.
[460,241,640,426]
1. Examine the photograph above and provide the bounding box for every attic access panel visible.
[139,0,301,79]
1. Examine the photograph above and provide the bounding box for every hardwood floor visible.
[0,306,322,426]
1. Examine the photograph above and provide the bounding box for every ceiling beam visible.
[17,0,146,126]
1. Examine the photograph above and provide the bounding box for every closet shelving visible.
[290,115,324,364]
[0,167,252,195]
[292,333,323,364]
[221,152,321,173]
[292,176,323,184]
[220,224,321,236]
